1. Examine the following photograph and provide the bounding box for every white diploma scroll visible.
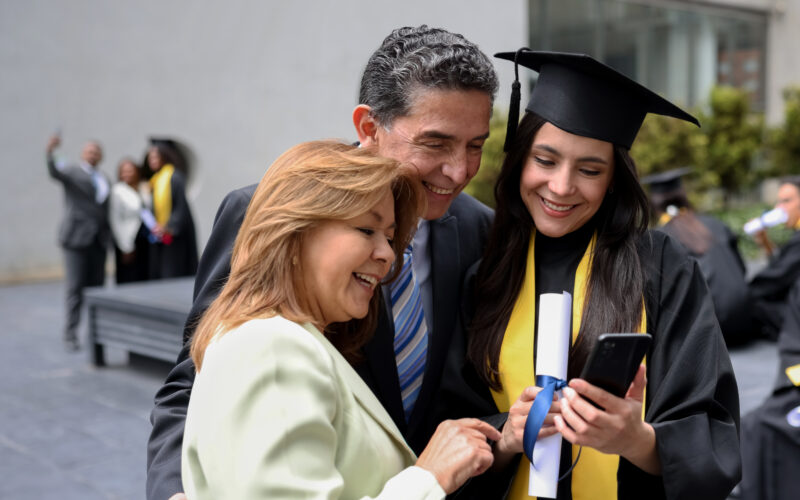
[529,291,572,498]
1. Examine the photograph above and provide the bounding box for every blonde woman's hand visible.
[495,385,561,457]
[554,365,661,475]
[416,418,502,494]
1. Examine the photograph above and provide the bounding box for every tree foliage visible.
[632,85,763,205]
[464,112,507,208]
[696,86,763,196]
[766,86,800,178]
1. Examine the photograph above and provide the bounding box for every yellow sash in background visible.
[150,164,174,227]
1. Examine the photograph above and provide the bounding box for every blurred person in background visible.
[739,277,800,499]
[144,139,198,280]
[749,177,800,340]
[45,134,110,351]
[109,157,150,283]
[645,167,752,345]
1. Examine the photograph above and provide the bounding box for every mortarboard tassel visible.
[503,47,531,152]
[503,80,521,152]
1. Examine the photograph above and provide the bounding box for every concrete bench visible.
[84,277,194,366]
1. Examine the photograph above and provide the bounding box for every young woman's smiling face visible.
[520,122,615,238]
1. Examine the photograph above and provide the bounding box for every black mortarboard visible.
[496,49,700,151]
[640,167,692,194]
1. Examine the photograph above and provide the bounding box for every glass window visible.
[528,0,767,111]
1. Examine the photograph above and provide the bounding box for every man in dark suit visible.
[146,25,498,500]
[46,135,110,351]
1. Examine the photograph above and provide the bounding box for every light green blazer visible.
[181,316,445,499]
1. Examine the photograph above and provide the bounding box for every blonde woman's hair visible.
[190,140,425,369]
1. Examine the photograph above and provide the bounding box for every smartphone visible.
[579,333,652,399]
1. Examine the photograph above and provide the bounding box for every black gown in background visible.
[441,230,741,500]
[659,214,751,344]
[749,230,800,340]
[148,169,198,280]
[740,279,800,500]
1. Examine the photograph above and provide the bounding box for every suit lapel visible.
[70,164,98,200]
[354,210,463,439]
[407,212,460,429]
[304,323,412,454]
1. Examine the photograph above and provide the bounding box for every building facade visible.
[527,0,800,122]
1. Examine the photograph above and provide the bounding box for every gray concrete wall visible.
[0,0,526,282]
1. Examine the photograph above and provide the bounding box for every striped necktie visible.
[390,245,429,421]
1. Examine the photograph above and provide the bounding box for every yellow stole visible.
[150,164,175,227]
[490,231,646,500]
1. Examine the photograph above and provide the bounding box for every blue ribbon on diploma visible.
[523,375,568,466]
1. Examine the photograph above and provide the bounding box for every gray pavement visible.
[0,279,781,498]
[1,280,172,500]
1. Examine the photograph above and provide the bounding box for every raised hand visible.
[46,135,61,154]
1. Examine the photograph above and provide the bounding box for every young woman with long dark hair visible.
[443,51,740,499]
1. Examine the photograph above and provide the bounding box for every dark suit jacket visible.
[146,185,493,500]
[47,154,109,249]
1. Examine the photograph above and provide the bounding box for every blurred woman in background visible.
[645,167,751,345]
[145,140,198,279]
[109,157,150,283]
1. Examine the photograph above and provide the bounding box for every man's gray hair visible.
[359,25,499,127]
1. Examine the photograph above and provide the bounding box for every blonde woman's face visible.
[300,189,396,326]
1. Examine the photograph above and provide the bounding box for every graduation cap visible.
[640,167,692,194]
[496,49,700,151]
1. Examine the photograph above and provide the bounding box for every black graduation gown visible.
[114,223,150,283]
[659,215,751,344]
[749,230,800,339]
[740,279,800,500]
[441,230,741,500]
[149,169,199,279]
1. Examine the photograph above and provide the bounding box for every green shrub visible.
[465,112,507,208]
[632,85,764,208]
[766,86,800,177]
[696,86,763,198]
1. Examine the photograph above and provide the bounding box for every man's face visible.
[777,183,800,229]
[372,88,491,220]
[81,142,102,167]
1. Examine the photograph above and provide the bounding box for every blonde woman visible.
[182,141,500,499]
